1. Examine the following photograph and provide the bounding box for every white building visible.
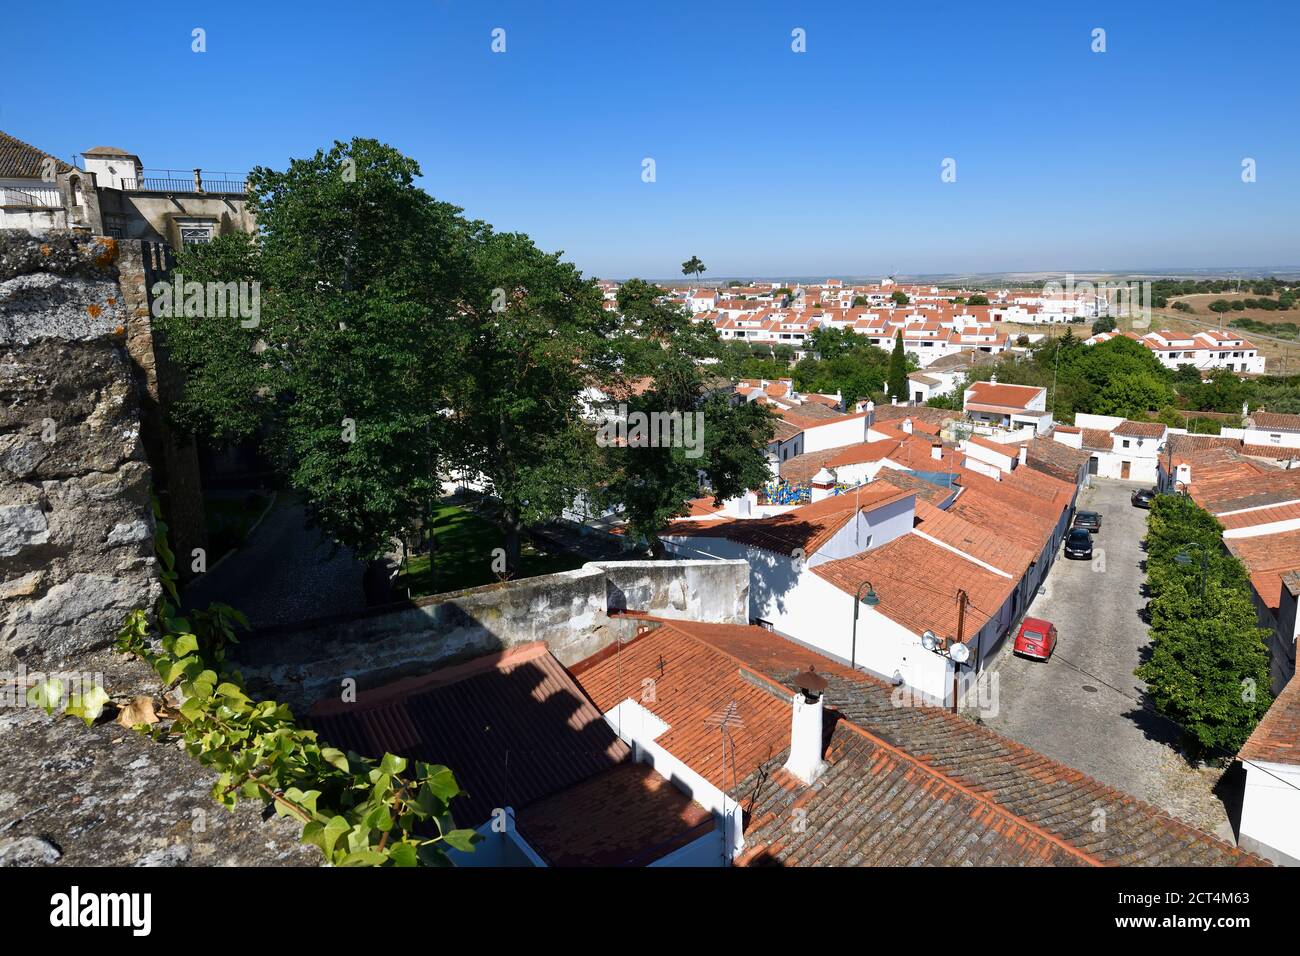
[1243,410,1300,451]
[1087,329,1266,374]
[1068,414,1167,483]
[962,380,1052,435]
[1237,678,1300,866]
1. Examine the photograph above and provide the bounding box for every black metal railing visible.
[120,169,247,194]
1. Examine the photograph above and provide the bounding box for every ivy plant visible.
[109,507,480,866]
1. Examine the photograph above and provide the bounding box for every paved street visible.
[980,478,1240,840]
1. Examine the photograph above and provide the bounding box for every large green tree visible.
[887,328,908,400]
[599,281,776,554]
[161,138,475,564]
[1135,495,1272,756]
[450,230,616,574]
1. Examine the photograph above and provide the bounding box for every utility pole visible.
[952,589,967,714]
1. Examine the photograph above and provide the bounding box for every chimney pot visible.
[784,672,829,785]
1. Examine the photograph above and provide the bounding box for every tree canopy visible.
[1135,494,1272,756]
[161,140,774,578]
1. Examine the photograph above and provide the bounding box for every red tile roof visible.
[914,500,1036,577]
[1239,677,1300,766]
[663,620,1262,866]
[1113,420,1166,439]
[1250,411,1300,432]
[1081,428,1114,450]
[662,481,914,556]
[965,381,1045,411]
[824,438,903,468]
[1226,530,1300,610]
[813,532,1018,641]
[309,642,629,826]
[570,621,793,789]
[517,761,714,866]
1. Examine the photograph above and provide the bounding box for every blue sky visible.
[6,1,1298,278]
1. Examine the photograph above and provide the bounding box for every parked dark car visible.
[1131,487,1156,509]
[1064,528,1093,560]
[1072,509,1102,533]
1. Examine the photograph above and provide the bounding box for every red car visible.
[1014,617,1058,661]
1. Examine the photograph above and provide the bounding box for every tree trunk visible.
[362,557,395,606]
[502,510,522,579]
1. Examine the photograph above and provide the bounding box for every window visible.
[104,214,126,239]
[1122,439,1130,449]
[176,218,216,244]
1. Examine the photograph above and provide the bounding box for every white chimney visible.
[1175,462,1192,488]
[785,669,829,785]
[902,418,913,435]
[989,373,998,385]
[810,467,836,502]
[1018,445,1028,466]
[931,442,942,461]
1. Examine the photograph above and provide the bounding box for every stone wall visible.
[233,559,750,710]
[0,233,160,665]
[117,239,206,574]
[0,232,315,866]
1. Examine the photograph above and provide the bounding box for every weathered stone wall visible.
[0,232,315,867]
[233,559,750,710]
[117,239,207,575]
[0,234,161,665]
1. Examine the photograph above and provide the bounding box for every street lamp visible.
[1175,541,1210,598]
[849,580,880,670]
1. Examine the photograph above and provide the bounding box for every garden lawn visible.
[393,503,584,598]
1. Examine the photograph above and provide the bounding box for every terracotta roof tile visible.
[1239,677,1300,766]
[662,481,913,556]
[1113,420,1167,439]
[1081,428,1114,450]
[813,532,1018,640]
[663,621,1263,866]
[309,643,629,826]
[1250,411,1300,432]
[518,761,714,866]
[965,381,1045,411]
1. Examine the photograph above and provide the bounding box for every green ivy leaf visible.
[442,829,480,853]
[172,633,200,658]
[338,849,388,867]
[387,843,419,867]
[27,678,66,715]
[319,815,351,858]
[424,765,460,801]
[320,748,350,772]
[64,685,111,726]
[379,753,407,776]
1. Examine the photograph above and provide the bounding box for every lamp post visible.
[849,580,880,670]
[1175,542,1210,598]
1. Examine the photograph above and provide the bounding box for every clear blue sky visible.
[6,0,1298,278]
